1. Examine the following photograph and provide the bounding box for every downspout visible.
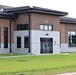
[10,13,19,53]
[28,14,31,53]
[24,11,31,53]
[10,19,13,53]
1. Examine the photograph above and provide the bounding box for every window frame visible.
[68,31,76,47]
[44,25,48,30]
[40,24,53,31]
[4,27,8,48]
[40,25,44,30]
[17,24,28,30]
[17,36,21,48]
[24,37,29,48]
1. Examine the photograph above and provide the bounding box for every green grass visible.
[0,53,76,75]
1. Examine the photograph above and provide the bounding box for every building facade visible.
[60,17,76,52]
[0,6,76,54]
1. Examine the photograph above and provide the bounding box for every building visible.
[0,6,76,54]
[60,17,76,52]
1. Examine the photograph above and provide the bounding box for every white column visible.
[1,43,4,49]
[21,36,24,49]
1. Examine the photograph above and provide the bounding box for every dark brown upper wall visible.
[0,19,10,43]
[14,14,28,30]
[60,23,76,43]
[30,13,60,31]
[60,23,66,43]
[0,19,14,43]
[65,24,76,43]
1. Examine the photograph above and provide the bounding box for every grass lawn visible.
[0,53,76,75]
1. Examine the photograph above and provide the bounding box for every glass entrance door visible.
[40,38,53,53]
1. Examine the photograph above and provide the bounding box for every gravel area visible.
[54,72,76,75]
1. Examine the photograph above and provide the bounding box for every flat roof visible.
[0,12,17,19]
[60,17,76,24]
[3,6,68,16]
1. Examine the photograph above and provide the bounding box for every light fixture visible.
[46,34,49,35]
[45,21,48,22]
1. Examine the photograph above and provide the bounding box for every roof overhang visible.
[26,9,68,16]
[3,6,68,16]
[0,13,18,19]
[60,17,76,24]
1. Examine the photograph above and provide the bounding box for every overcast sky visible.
[0,0,76,18]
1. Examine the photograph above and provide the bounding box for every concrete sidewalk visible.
[54,72,76,75]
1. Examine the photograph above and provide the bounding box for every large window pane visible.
[68,31,70,35]
[40,25,43,30]
[71,31,75,35]
[68,31,76,47]
[49,26,52,30]
[4,27,8,48]
[40,24,53,31]
[17,37,21,48]
[17,24,28,30]
[24,37,29,48]
[44,25,48,30]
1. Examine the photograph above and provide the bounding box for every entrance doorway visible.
[40,38,53,53]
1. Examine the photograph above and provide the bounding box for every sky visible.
[0,0,76,18]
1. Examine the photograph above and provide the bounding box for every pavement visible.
[54,72,76,75]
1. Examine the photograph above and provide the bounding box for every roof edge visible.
[60,17,76,24]
[3,6,68,16]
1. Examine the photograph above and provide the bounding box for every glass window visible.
[17,24,28,30]
[49,26,52,30]
[17,37,21,48]
[71,31,75,35]
[44,25,48,30]
[4,27,8,48]
[21,25,25,30]
[24,37,29,48]
[68,31,76,47]
[40,24,53,31]
[68,31,70,35]
[40,25,44,30]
